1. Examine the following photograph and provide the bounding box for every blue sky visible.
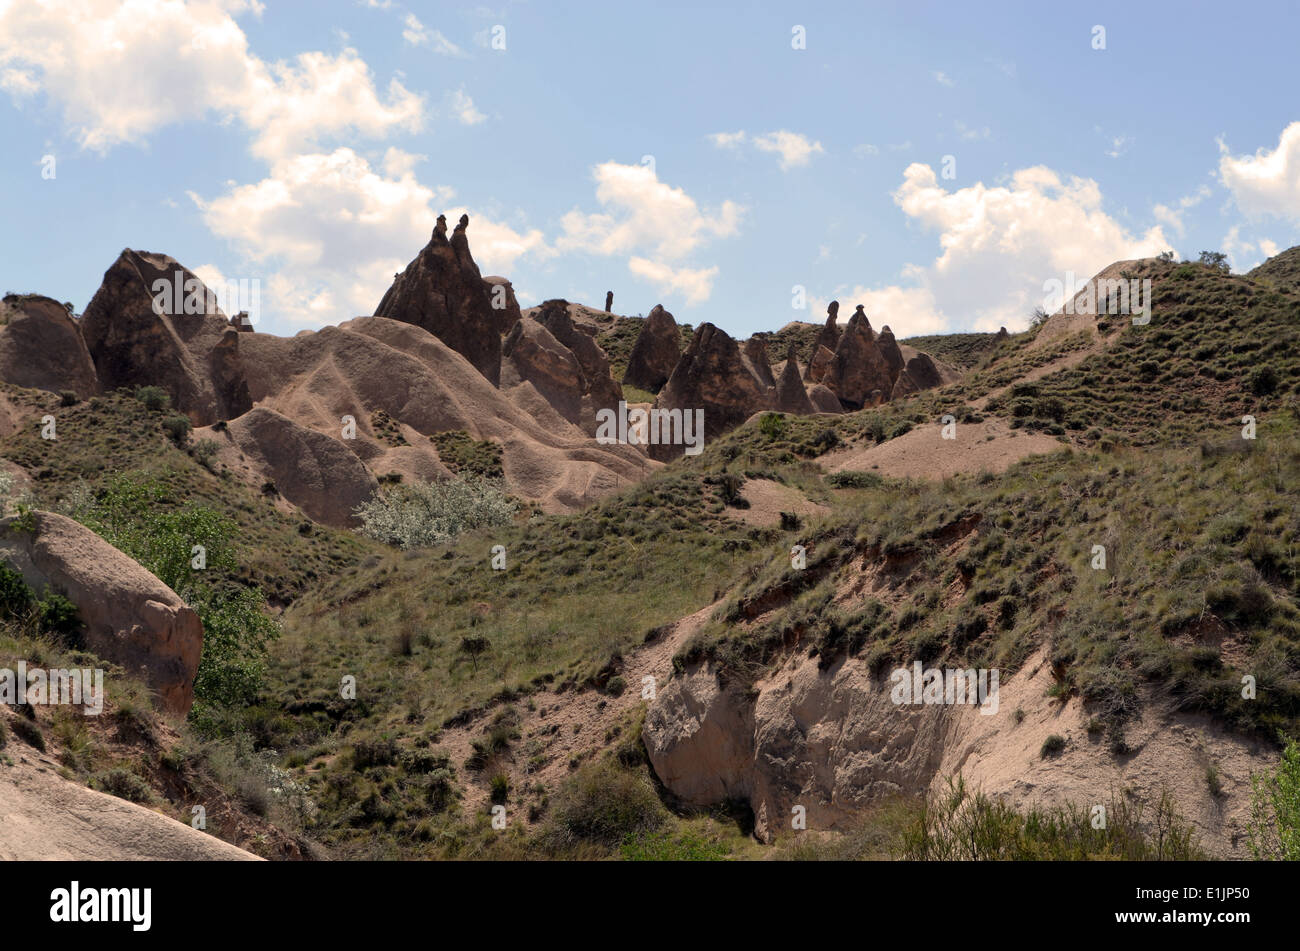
[2,0,1298,339]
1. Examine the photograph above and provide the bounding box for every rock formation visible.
[807,383,843,414]
[79,250,251,425]
[805,343,835,383]
[805,301,841,380]
[891,352,946,399]
[0,295,99,398]
[622,304,681,393]
[651,323,771,460]
[774,345,814,415]
[218,408,378,528]
[534,299,623,434]
[605,291,614,313]
[502,317,585,425]
[876,324,906,384]
[374,213,502,385]
[0,511,203,715]
[822,307,894,410]
[743,337,776,389]
[482,276,522,335]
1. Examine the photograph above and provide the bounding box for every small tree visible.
[1198,250,1230,273]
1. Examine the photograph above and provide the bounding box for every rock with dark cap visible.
[374,213,502,384]
[876,324,905,385]
[823,307,893,410]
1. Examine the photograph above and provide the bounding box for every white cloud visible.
[1219,122,1300,223]
[627,258,718,305]
[191,148,549,325]
[559,162,741,260]
[402,14,463,55]
[0,0,423,158]
[833,162,1173,334]
[853,143,881,157]
[954,121,990,141]
[0,66,38,97]
[446,88,486,125]
[708,129,824,170]
[1152,184,1211,237]
[933,71,954,87]
[558,161,742,305]
[813,285,950,338]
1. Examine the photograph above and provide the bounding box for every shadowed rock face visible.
[534,299,623,435]
[876,325,906,385]
[743,338,776,389]
[0,511,203,715]
[891,352,945,399]
[823,309,894,410]
[805,301,841,378]
[774,345,814,415]
[623,304,681,393]
[0,295,99,398]
[502,316,585,425]
[807,383,843,414]
[805,343,835,383]
[374,214,501,385]
[652,322,771,461]
[482,276,522,335]
[223,408,378,528]
[79,249,251,425]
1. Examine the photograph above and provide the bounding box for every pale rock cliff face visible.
[645,646,1273,856]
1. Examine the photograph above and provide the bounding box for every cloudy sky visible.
[2,0,1298,338]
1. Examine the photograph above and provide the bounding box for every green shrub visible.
[354,477,517,550]
[0,562,32,618]
[759,412,788,441]
[161,414,192,446]
[545,760,666,850]
[133,386,170,412]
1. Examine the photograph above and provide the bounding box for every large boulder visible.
[374,214,502,385]
[0,511,203,715]
[774,345,814,415]
[622,304,681,393]
[652,323,771,460]
[823,308,894,410]
[807,384,843,414]
[482,276,522,335]
[0,295,99,398]
[534,298,623,435]
[79,250,251,425]
[502,316,585,425]
[891,352,946,399]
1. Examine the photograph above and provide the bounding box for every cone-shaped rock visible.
[823,308,893,409]
[775,344,814,414]
[623,304,681,392]
[0,294,99,398]
[375,214,501,385]
[876,324,906,384]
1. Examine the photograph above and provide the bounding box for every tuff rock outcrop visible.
[79,250,251,425]
[502,317,585,425]
[743,337,776,389]
[0,511,203,715]
[651,323,771,461]
[876,324,906,384]
[374,214,502,385]
[622,304,681,393]
[482,276,522,335]
[805,302,842,381]
[774,345,814,415]
[822,307,894,410]
[0,295,99,398]
[534,299,623,435]
[891,352,946,399]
